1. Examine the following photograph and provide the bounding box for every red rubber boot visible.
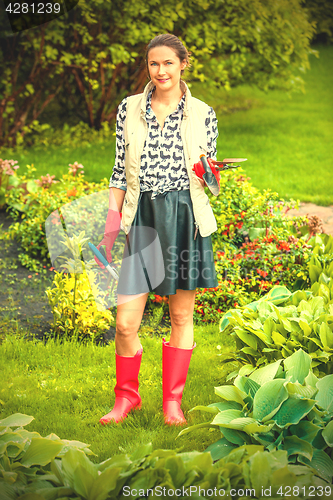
[162,338,196,426]
[99,347,143,425]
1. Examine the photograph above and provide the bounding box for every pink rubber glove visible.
[95,209,122,269]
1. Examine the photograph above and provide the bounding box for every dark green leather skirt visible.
[117,190,218,296]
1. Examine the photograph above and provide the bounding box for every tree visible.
[301,0,333,44]
[0,0,316,147]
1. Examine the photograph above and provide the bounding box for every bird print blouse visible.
[109,88,218,199]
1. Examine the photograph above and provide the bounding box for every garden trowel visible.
[200,155,247,196]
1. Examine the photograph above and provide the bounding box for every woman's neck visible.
[152,81,184,106]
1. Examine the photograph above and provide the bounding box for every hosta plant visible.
[179,349,333,484]
[308,234,333,285]
[219,285,333,376]
[0,413,328,499]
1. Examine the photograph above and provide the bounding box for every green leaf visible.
[89,467,121,500]
[205,437,237,462]
[289,421,321,443]
[310,297,325,319]
[221,427,250,446]
[191,401,242,414]
[249,227,266,240]
[298,319,311,336]
[322,420,333,447]
[319,322,333,350]
[73,463,95,499]
[252,379,288,421]
[250,451,271,490]
[272,330,287,346]
[219,309,239,332]
[189,405,220,414]
[273,399,316,428]
[283,436,313,461]
[26,180,39,194]
[0,413,34,428]
[61,448,97,489]
[262,285,292,305]
[214,385,247,405]
[0,431,28,457]
[130,443,152,461]
[234,375,260,399]
[270,465,298,486]
[309,264,322,284]
[211,410,243,426]
[286,381,317,400]
[177,422,219,438]
[235,329,257,350]
[249,359,282,386]
[300,449,333,483]
[208,401,243,412]
[243,421,275,434]
[283,349,312,384]
[316,375,333,412]
[165,456,186,488]
[20,438,64,467]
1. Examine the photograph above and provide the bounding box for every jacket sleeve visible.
[206,107,218,161]
[109,98,128,191]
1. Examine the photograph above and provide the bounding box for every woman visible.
[97,34,219,426]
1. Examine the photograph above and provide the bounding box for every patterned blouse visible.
[109,88,218,199]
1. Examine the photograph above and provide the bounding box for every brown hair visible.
[145,34,191,75]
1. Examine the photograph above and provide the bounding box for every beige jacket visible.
[120,80,218,237]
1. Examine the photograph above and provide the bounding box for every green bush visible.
[5,164,106,271]
[13,120,116,152]
[209,168,299,248]
[219,282,333,376]
[180,349,333,485]
[45,232,114,341]
[0,412,328,499]
[302,0,333,43]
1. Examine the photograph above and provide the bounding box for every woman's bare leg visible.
[115,292,149,356]
[168,289,196,348]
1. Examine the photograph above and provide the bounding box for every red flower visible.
[276,241,290,252]
[67,187,78,197]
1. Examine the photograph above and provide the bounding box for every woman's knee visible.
[116,319,140,339]
[170,309,193,328]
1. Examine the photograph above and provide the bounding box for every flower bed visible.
[1,158,326,332]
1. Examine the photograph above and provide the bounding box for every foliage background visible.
[0,0,318,148]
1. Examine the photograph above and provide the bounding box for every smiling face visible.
[147,45,186,93]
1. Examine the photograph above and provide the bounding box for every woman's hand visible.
[95,209,122,268]
[192,158,220,187]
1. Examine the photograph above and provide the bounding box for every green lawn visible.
[3,45,332,205]
[0,325,236,463]
[191,44,333,206]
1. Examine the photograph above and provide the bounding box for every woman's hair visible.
[145,34,191,75]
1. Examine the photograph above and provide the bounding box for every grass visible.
[0,324,237,463]
[191,44,333,206]
[2,45,332,205]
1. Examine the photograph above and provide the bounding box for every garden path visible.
[286,203,333,236]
